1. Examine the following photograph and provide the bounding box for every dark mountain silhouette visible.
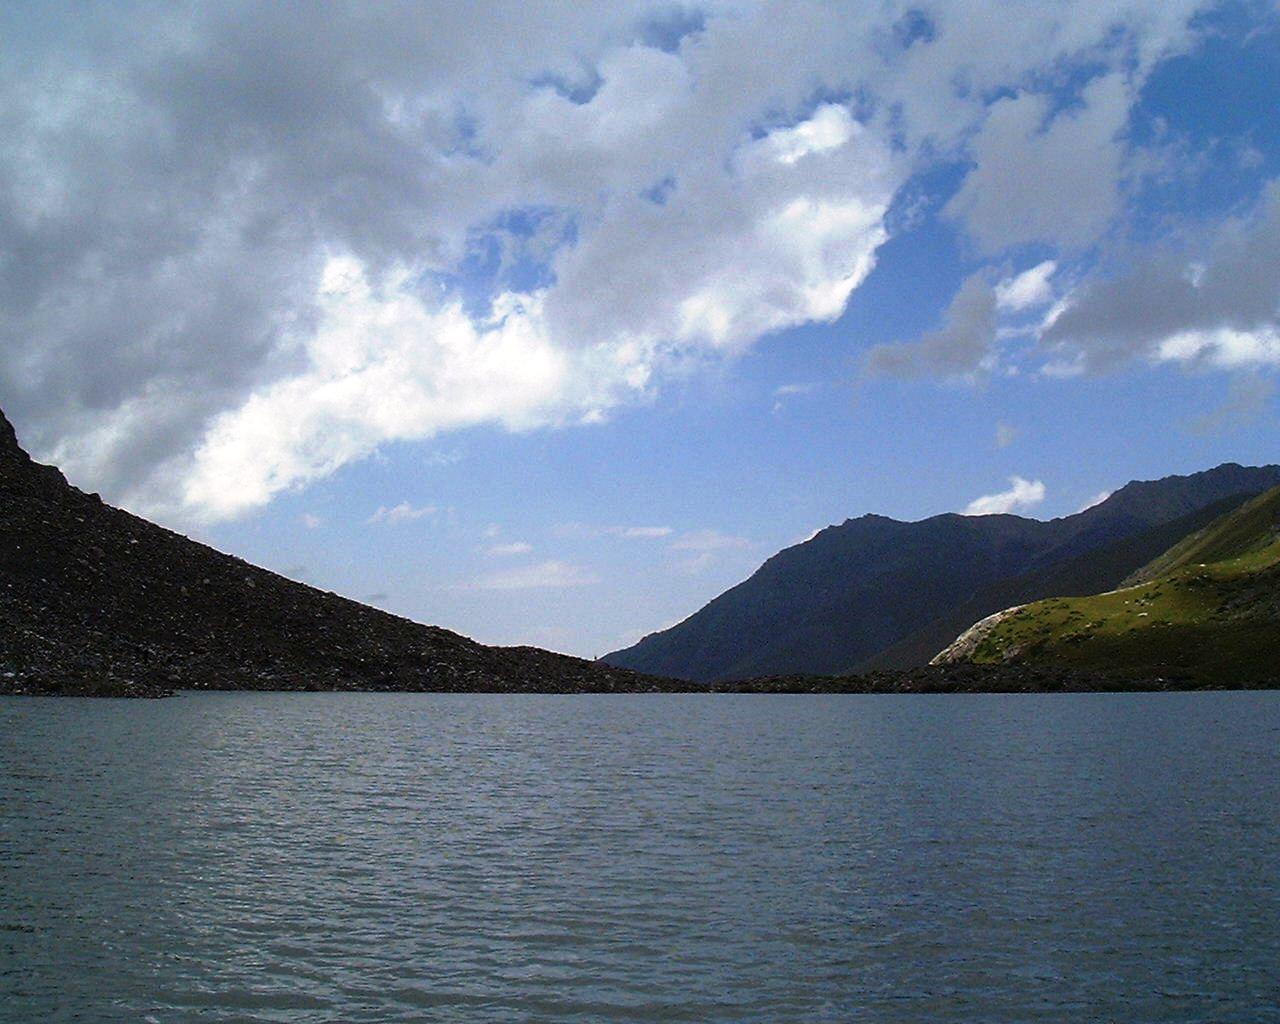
[0,408,670,696]
[602,464,1280,682]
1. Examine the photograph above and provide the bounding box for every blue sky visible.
[2,2,1279,655]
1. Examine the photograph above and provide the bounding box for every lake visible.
[2,692,1279,1022]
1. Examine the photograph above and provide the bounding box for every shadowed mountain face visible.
[602,464,1280,682]
[0,409,665,697]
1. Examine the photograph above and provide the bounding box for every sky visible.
[2,1,1279,657]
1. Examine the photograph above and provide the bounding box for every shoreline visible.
[4,663,1275,699]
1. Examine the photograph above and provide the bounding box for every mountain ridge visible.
[602,463,1280,681]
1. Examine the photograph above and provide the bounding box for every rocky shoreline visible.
[705,663,1279,694]
[4,662,1271,699]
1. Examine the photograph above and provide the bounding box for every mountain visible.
[863,494,1254,670]
[602,464,1280,682]
[0,408,667,697]
[1123,483,1280,586]
[935,485,1280,684]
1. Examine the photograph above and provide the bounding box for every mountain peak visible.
[0,407,71,496]
[0,408,22,457]
[1092,463,1280,524]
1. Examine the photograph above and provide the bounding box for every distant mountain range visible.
[602,463,1280,682]
[937,484,1280,683]
[5,398,1276,697]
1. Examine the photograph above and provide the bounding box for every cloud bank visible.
[0,1,1212,521]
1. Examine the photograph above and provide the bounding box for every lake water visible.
[2,692,1279,1023]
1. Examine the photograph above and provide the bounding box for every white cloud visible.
[555,523,673,540]
[486,541,534,556]
[424,449,464,468]
[183,259,628,519]
[994,422,1017,449]
[1077,490,1113,512]
[772,381,820,412]
[964,476,1047,516]
[670,529,752,551]
[1156,327,1280,368]
[300,512,322,529]
[474,560,598,591]
[608,525,673,539]
[1043,183,1280,373]
[996,261,1058,312]
[667,528,754,573]
[944,74,1131,254]
[675,552,718,574]
[1189,375,1276,435]
[774,383,819,397]
[1040,356,1087,379]
[867,274,997,379]
[763,103,858,166]
[367,500,438,525]
[174,90,895,521]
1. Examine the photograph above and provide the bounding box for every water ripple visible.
[2,692,1280,1022]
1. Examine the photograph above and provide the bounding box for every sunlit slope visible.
[946,486,1280,683]
[1124,483,1280,585]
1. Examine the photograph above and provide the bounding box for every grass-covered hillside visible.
[939,485,1280,684]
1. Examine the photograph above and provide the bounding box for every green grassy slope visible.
[1124,484,1280,585]
[865,493,1254,669]
[956,486,1280,683]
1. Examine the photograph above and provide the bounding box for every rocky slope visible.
[935,486,1280,684]
[602,465,1280,681]
[0,409,674,697]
